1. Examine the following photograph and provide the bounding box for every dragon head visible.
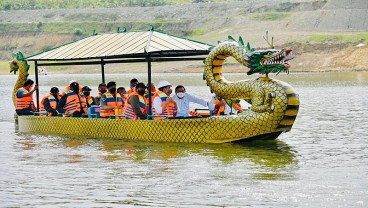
[10,51,29,75]
[246,48,293,75]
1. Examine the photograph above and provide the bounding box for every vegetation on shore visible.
[1,0,227,10]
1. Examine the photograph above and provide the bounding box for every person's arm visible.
[56,94,68,114]
[22,85,38,97]
[129,96,147,119]
[44,99,58,116]
[187,93,208,107]
[153,97,163,115]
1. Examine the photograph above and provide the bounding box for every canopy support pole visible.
[146,55,153,118]
[34,61,40,112]
[101,59,105,83]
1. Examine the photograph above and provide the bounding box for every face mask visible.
[177,92,185,98]
[169,89,172,95]
[131,87,136,91]
[138,89,145,96]
[124,93,128,98]
[83,92,90,96]
[100,89,107,94]
[109,87,116,94]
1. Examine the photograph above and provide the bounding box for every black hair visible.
[106,81,116,88]
[98,83,106,88]
[23,79,34,87]
[117,87,125,93]
[175,85,185,92]
[130,78,139,84]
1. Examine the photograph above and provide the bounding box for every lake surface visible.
[1,72,367,207]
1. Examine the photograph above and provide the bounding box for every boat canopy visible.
[25,28,214,115]
[27,28,213,62]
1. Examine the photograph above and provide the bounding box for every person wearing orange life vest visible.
[81,86,96,108]
[123,82,148,120]
[57,81,87,117]
[15,79,38,116]
[153,80,177,119]
[100,81,123,118]
[40,87,60,116]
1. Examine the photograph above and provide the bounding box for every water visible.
[1,72,367,207]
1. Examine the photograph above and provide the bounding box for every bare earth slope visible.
[0,0,367,73]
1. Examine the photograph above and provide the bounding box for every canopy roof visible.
[27,29,214,62]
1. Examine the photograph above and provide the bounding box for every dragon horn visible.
[238,36,244,46]
[228,35,236,41]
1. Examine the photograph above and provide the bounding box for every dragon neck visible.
[204,41,251,99]
[11,58,30,107]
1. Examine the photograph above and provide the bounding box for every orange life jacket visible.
[123,92,146,120]
[100,92,123,118]
[63,90,87,114]
[16,87,35,110]
[40,93,60,116]
[153,91,177,120]
[85,95,95,106]
[213,99,225,116]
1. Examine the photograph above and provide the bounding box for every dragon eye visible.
[267,52,272,55]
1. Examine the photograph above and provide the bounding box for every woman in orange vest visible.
[40,87,60,116]
[15,79,38,116]
[153,80,177,120]
[100,81,123,118]
[123,83,148,120]
[56,82,87,117]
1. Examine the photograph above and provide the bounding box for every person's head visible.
[106,81,117,94]
[82,86,92,96]
[136,82,147,96]
[117,87,127,98]
[23,79,34,90]
[175,85,186,99]
[130,78,139,90]
[157,80,172,96]
[147,82,156,93]
[69,81,79,93]
[50,87,59,96]
[98,83,107,94]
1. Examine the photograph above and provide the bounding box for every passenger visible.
[100,81,123,118]
[81,86,96,108]
[123,82,148,120]
[117,86,128,106]
[172,85,208,117]
[95,83,107,106]
[15,79,38,116]
[127,78,139,95]
[40,87,60,116]
[153,80,177,119]
[57,81,87,117]
[212,96,242,115]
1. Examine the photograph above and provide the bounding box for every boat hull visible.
[17,115,290,143]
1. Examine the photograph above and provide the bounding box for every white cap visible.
[157,80,171,89]
[69,80,78,84]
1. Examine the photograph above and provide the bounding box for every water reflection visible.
[94,137,297,178]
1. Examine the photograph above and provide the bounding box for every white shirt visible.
[172,93,208,117]
[153,96,164,115]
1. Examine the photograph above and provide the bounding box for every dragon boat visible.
[11,30,299,143]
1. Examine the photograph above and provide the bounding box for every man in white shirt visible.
[172,85,208,117]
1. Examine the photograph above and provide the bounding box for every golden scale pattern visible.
[16,41,299,143]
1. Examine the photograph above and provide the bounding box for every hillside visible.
[1,0,368,74]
